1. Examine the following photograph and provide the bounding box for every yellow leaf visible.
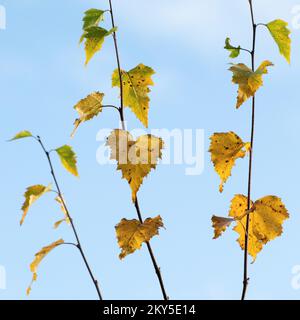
[9,130,33,141]
[21,184,52,225]
[71,92,104,137]
[251,196,289,243]
[267,19,291,64]
[229,194,288,260]
[106,129,164,201]
[229,60,273,108]
[53,219,66,229]
[211,215,234,239]
[209,132,250,192]
[27,239,64,295]
[115,216,163,259]
[55,145,79,177]
[112,64,155,128]
[81,26,116,65]
[55,196,70,225]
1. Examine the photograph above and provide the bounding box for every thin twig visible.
[108,0,125,130]
[102,105,121,111]
[35,135,103,300]
[240,47,252,55]
[61,242,78,248]
[241,0,257,301]
[134,199,169,300]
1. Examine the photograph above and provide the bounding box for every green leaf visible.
[112,63,155,128]
[81,26,116,65]
[55,145,79,177]
[224,38,240,58]
[21,184,52,225]
[9,130,33,141]
[267,19,291,64]
[82,9,105,30]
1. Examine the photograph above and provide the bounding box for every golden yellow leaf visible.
[21,184,52,225]
[71,92,104,137]
[106,129,164,201]
[228,194,289,260]
[227,194,257,259]
[229,60,273,108]
[27,239,64,295]
[251,196,289,243]
[112,64,155,128]
[54,196,70,227]
[211,215,234,239]
[116,216,163,259]
[209,132,250,192]
[267,19,291,64]
[53,219,66,229]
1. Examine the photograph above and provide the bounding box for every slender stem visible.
[35,136,103,300]
[240,47,252,55]
[241,0,257,301]
[102,105,121,111]
[134,199,169,300]
[108,0,125,130]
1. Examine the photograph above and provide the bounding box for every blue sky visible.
[1,0,300,300]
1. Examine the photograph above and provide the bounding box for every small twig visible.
[256,23,267,27]
[61,242,78,248]
[134,198,169,300]
[102,105,121,112]
[239,47,252,55]
[35,135,103,300]
[108,0,125,130]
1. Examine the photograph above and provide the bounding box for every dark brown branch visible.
[35,136,103,300]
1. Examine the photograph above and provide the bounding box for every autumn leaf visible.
[53,195,70,229]
[71,92,104,137]
[112,64,155,128]
[80,8,116,65]
[214,194,289,260]
[21,184,52,225]
[267,19,291,64]
[27,239,64,295]
[106,129,163,201]
[228,195,262,259]
[229,60,273,108]
[212,216,234,239]
[224,38,240,58]
[116,216,163,259]
[9,130,33,141]
[55,145,79,177]
[81,26,116,66]
[209,132,250,192]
